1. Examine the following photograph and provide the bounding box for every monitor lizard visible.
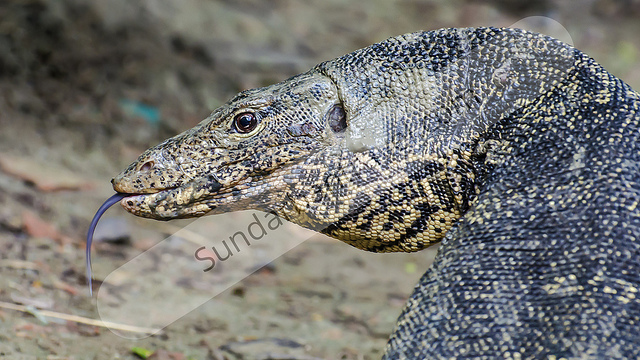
[90,27,640,358]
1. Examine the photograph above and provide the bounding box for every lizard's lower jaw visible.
[118,177,223,220]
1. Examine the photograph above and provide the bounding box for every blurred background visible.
[0,0,639,359]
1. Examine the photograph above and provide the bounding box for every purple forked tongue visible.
[86,193,128,296]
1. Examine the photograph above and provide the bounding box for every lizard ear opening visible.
[327,104,347,133]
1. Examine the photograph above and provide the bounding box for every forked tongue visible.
[86,193,128,296]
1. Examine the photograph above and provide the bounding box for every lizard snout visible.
[111,149,186,194]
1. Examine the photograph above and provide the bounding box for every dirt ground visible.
[0,0,639,359]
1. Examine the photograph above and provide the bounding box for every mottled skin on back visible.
[111,27,640,358]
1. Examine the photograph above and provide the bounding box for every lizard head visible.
[112,71,348,219]
[111,63,472,253]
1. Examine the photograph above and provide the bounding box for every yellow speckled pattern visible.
[111,28,640,358]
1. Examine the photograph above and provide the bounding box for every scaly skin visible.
[111,27,640,358]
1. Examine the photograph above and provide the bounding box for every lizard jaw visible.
[118,176,223,219]
[116,173,281,220]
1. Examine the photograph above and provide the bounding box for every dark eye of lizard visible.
[234,112,258,133]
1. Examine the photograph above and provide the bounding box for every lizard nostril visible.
[140,161,155,172]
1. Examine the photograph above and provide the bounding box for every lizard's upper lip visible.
[118,187,176,207]
[115,182,179,200]
[118,183,194,206]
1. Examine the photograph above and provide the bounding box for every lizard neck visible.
[275,28,578,252]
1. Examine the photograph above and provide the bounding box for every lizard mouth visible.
[116,172,279,220]
[117,175,224,219]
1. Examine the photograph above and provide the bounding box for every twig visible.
[0,259,39,270]
[0,300,161,335]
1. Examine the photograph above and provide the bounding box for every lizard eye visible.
[233,112,258,133]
